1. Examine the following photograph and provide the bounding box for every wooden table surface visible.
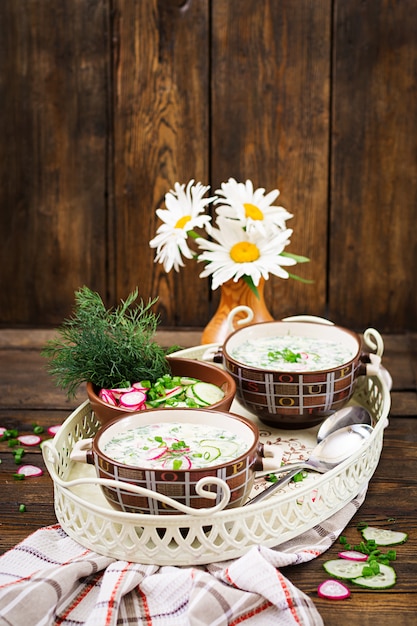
[1,329,416,626]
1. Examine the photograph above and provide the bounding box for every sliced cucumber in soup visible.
[198,445,222,463]
[200,438,240,458]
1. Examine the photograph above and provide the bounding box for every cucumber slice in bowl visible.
[192,382,225,406]
[352,563,397,589]
[361,526,408,546]
[185,386,209,406]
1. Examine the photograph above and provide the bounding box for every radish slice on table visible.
[47,425,62,436]
[16,465,44,477]
[0,427,6,437]
[17,435,42,447]
[338,550,369,562]
[317,579,351,600]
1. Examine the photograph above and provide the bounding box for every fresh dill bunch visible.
[42,286,177,398]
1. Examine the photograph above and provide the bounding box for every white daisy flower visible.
[150,180,214,272]
[214,177,293,234]
[196,217,297,290]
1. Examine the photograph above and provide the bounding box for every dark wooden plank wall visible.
[1,0,416,332]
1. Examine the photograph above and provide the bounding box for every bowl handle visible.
[69,438,94,464]
[358,328,388,380]
[42,441,232,516]
[282,315,334,325]
[363,328,384,358]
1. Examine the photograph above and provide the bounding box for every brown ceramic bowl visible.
[86,357,236,425]
[70,408,260,515]
[223,320,379,429]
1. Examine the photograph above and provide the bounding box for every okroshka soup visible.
[82,408,260,514]
[223,320,365,429]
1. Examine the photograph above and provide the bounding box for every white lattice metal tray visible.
[42,345,390,566]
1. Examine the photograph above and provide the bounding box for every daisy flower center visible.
[174,215,192,230]
[230,241,260,263]
[243,202,264,221]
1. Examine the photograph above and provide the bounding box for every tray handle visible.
[42,440,231,516]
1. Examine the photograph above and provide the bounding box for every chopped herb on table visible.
[1,423,49,480]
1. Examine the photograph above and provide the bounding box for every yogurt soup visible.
[231,336,357,372]
[102,422,250,470]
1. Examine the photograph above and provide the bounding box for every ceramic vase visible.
[201,277,273,345]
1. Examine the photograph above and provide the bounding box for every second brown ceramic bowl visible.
[223,320,377,429]
[87,357,237,425]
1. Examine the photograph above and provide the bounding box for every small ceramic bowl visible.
[70,408,260,515]
[87,357,236,425]
[223,319,382,429]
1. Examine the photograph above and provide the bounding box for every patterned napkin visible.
[0,487,366,626]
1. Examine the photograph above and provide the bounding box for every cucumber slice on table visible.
[323,559,365,580]
[361,526,408,546]
[352,563,397,589]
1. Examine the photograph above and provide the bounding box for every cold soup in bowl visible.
[230,335,358,372]
[70,408,260,515]
[223,319,379,429]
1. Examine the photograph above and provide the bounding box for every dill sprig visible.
[42,286,176,398]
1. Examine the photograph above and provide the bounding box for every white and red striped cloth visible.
[0,488,366,626]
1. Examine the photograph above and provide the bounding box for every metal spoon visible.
[316,406,373,443]
[244,423,373,506]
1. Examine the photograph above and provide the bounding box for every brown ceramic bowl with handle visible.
[86,357,236,425]
[70,407,260,515]
[223,317,383,429]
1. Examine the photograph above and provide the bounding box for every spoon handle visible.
[244,469,300,506]
[256,461,326,479]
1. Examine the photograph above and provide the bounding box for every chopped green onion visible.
[292,471,307,483]
[1,429,19,440]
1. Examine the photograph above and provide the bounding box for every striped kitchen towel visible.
[0,488,366,626]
